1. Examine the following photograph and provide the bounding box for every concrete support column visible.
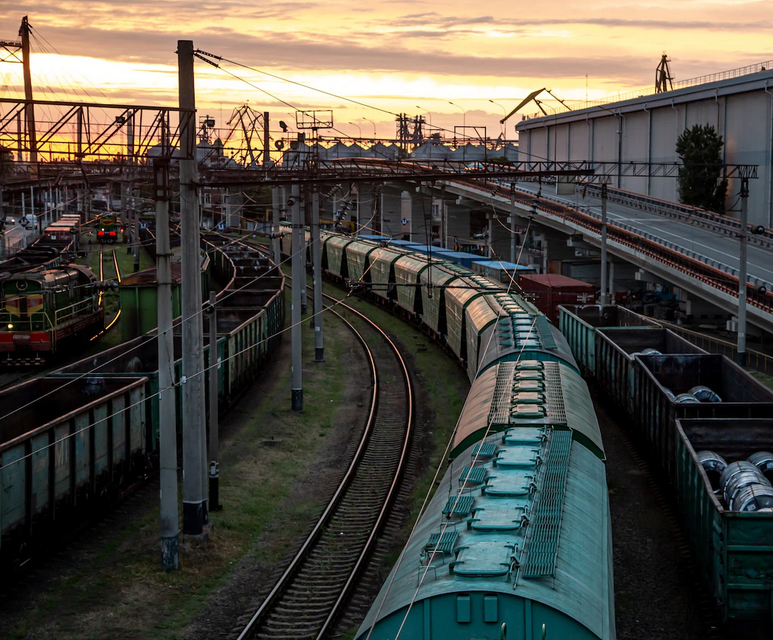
[408,186,433,244]
[380,189,403,239]
[445,203,471,250]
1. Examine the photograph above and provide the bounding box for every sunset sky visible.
[1,1,771,141]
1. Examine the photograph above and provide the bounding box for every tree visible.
[675,124,727,213]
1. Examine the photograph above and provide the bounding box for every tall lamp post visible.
[416,105,432,134]
[489,99,506,139]
[449,101,467,161]
[448,101,466,137]
[362,117,377,138]
[348,121,362,139]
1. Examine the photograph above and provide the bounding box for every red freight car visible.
[518,273,595,324]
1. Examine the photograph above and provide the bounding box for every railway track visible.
[91,246,122,340]
[237,290,414,640]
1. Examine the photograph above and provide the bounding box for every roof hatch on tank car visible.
[494,448,541,469]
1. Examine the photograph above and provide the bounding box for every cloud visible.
[18,23,657,83]
[385,11,772,31]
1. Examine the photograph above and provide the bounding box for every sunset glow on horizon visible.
[1,1,771,139]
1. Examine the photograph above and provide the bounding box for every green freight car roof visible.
[451,361,605,459]
[355,431,614,640]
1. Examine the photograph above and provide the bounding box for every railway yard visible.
[3,223,772,640]
[4,9,773,640]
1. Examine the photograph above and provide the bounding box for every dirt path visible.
[593,389,704,640]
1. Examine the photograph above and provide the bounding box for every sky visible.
[1,0,771,143]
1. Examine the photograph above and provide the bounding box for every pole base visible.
[161,534,179,570]
[183,501,205,536]
[292,388,303,411]
[736,352,747,368]
[315,347,324,362]
[209,475,222,511]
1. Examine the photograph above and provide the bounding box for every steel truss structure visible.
[0,98,193,162]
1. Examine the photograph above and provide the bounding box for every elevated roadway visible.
[439,178,773,335]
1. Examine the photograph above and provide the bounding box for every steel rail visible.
[236,287,414,640]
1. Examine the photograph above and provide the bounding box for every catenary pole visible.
[263,111,271,169]
[737,178,749,367]
[291,183,303,410]
[154,158,179,570]
[19,17,36,164]
[301,193,308,317]
[600,183,609,305]
[312,188,324,361]
[510,187,517,265]
[272,187,281,266]
[207,290,221,511]
[178,40,208,535]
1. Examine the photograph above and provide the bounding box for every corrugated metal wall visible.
[516,76,773,226]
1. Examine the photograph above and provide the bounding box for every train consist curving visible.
[0,232,284,571]
[283,229,616,640]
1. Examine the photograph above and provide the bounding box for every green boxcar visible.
[323,236,354,278]
[464,295,502,382]
[420,265,458,336]
[676,418,773,628]
[444,277,481,361]
[119,275,182,342]
[345,240,377,285]
[367,246,403,301]
[357,358,614,640]
[393,255,429,315]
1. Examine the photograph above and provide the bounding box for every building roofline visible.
[517,68,773,131]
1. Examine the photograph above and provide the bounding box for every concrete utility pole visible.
[263,111,271,169]
[178,40,208,535]
[737,178,749,367]
[509,187,517,265]
[207,290,221,511]
[291,183,303,410]
[303,195,309,316]
[132,205,140,273]
[312,188,324,362]
[271,187,281,266]
[600,183,609,305]
[154,158,179,570]
[19,16,36,164]
[122,179,130,252]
